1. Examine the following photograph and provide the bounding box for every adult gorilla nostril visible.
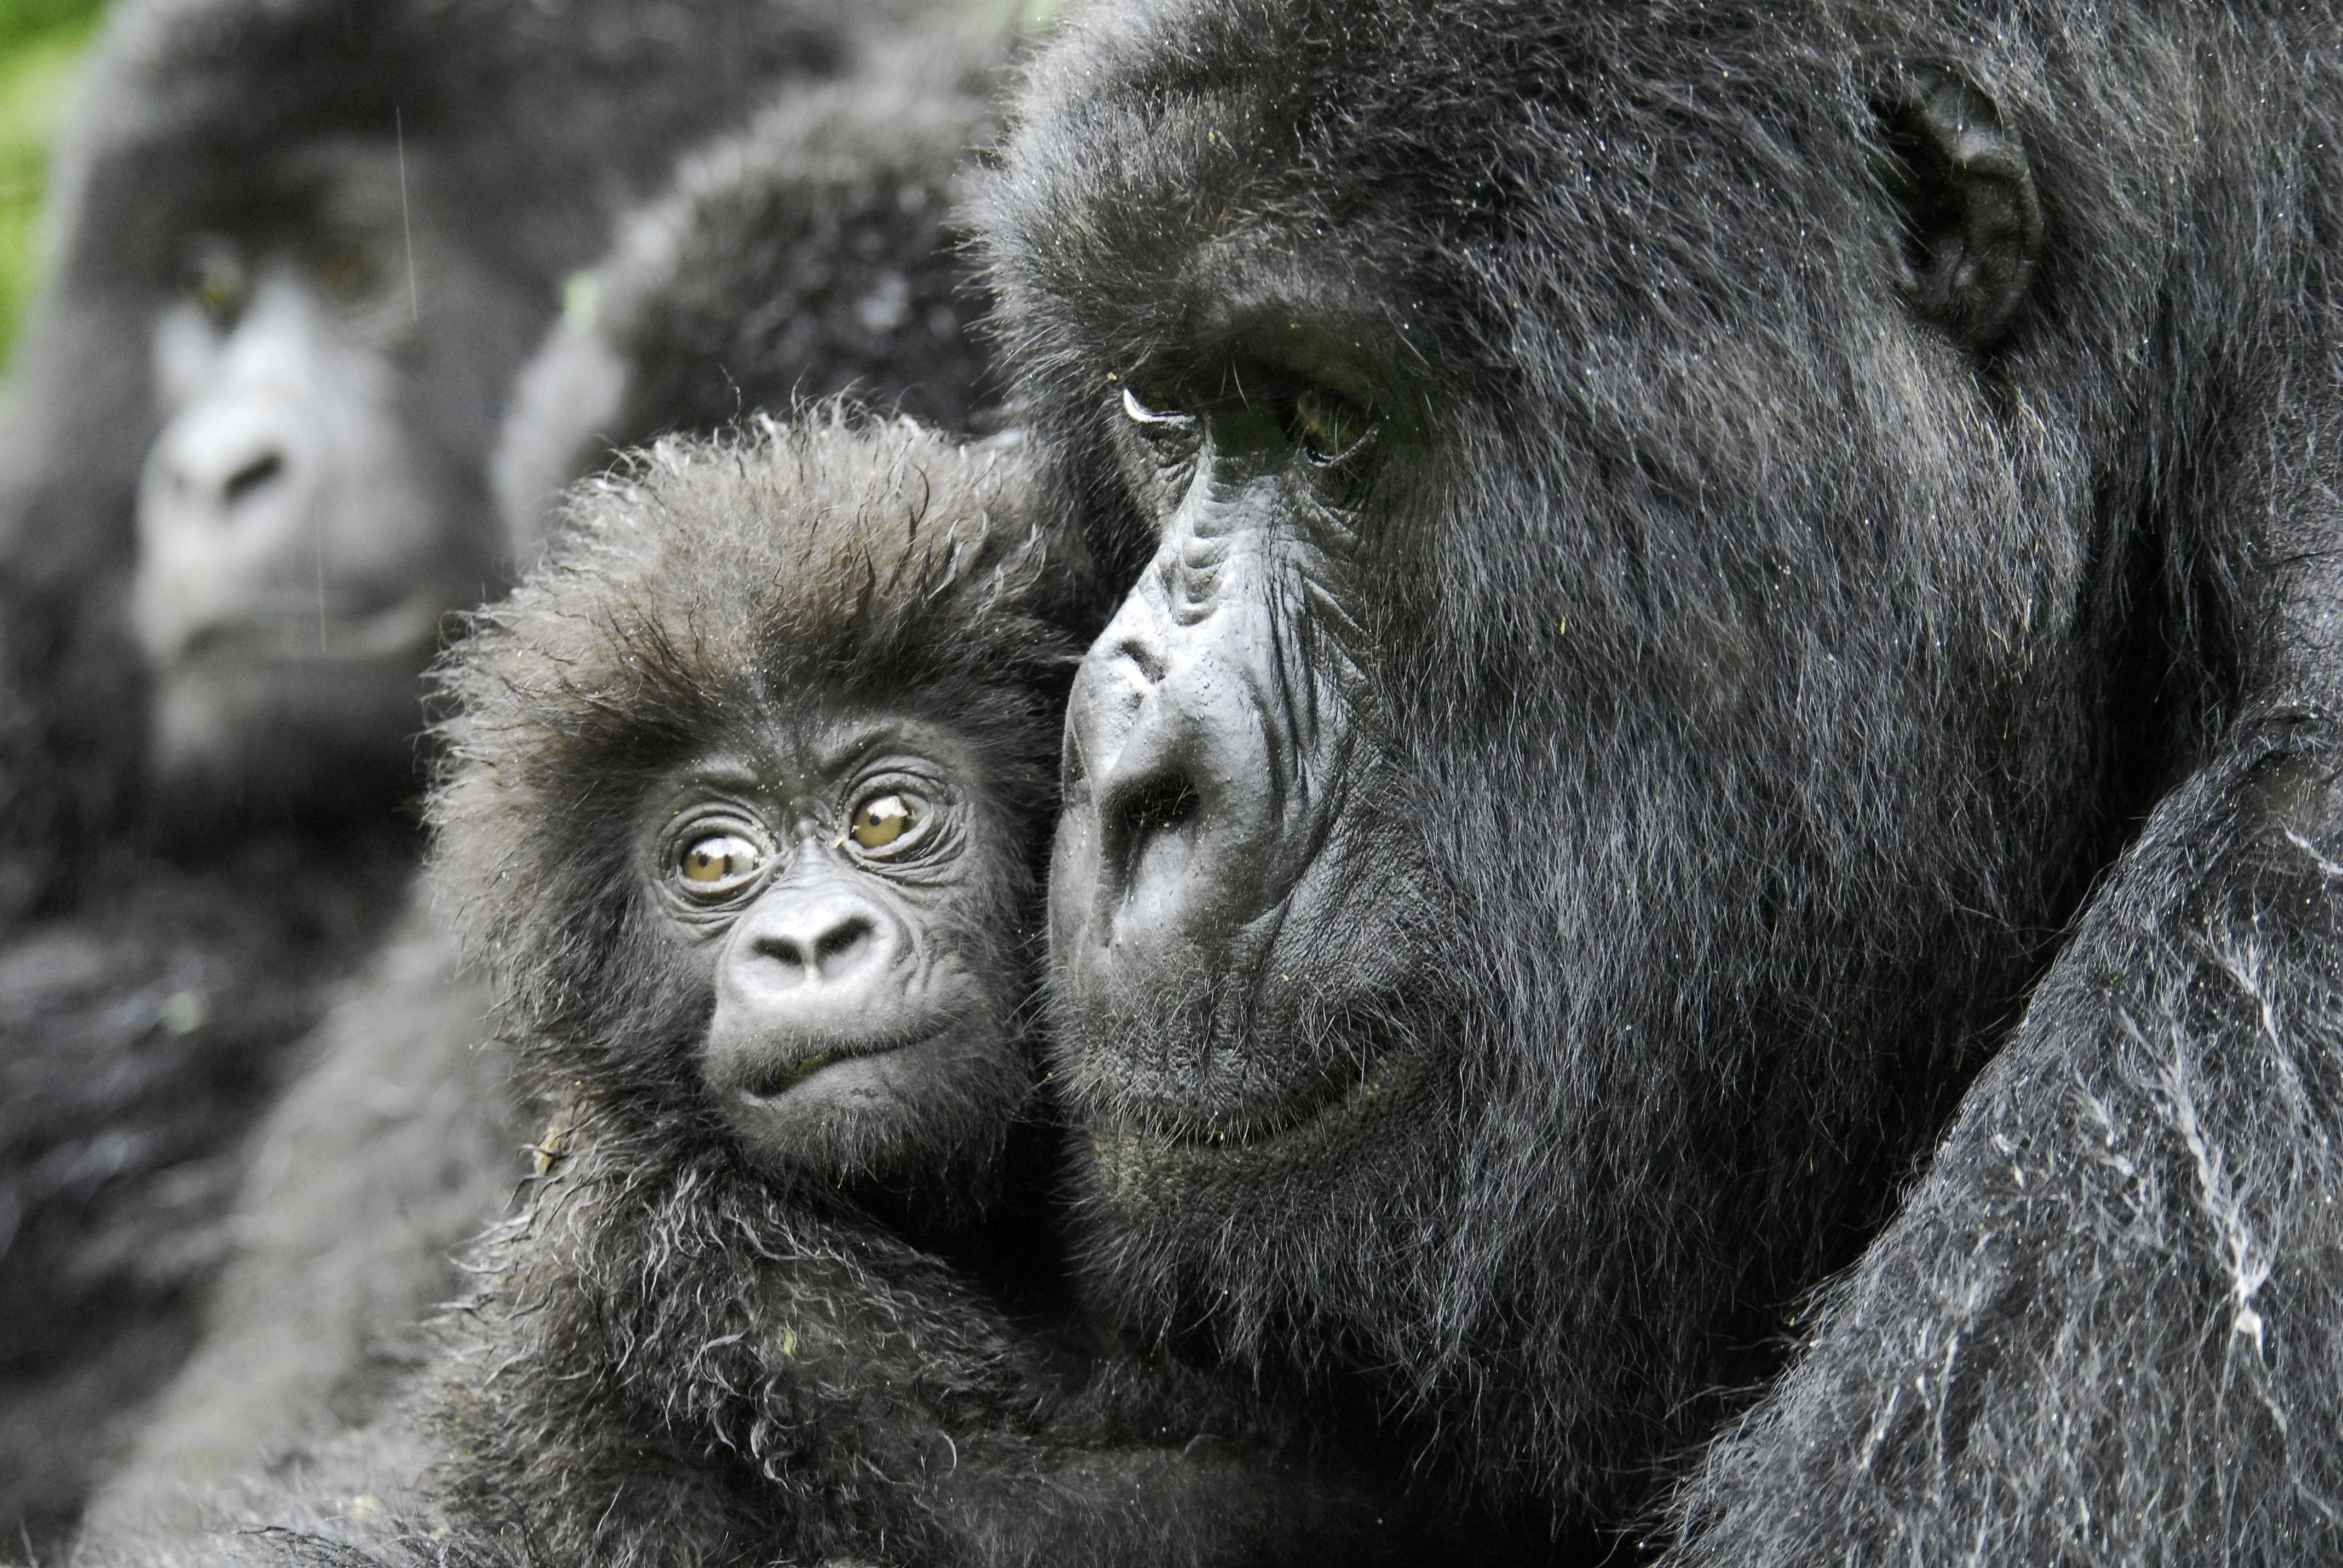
[1123,775,1202,838]
[1115,635,1168,686]
[221,450,286,509]
[1101,769,1205,904]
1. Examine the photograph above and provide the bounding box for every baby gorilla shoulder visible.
[411,415,1410,1568]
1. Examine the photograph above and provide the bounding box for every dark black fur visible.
[979,0,2343,1557]
[492,18,1019,558]
[0,0,935,1545]
[399,418,1406,1568]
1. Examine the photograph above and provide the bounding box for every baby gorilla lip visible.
[732,1027,942,1103]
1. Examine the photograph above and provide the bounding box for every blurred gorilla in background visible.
[492,15,1015,561]
[0,0,940,1547]
[982,0,2343,1558]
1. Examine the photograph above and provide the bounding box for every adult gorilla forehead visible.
[993,0,1893,375]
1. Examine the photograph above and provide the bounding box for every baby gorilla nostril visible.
[221,450,285,510]
[810,915,875,978]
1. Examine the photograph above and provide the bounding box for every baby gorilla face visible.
[644,711,1032,1188]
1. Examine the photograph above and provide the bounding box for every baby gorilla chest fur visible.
[413,417,1421,1568]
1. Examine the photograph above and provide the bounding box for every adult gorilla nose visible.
[1064,620,1284,957]
[145,396,311,539]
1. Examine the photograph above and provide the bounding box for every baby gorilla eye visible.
[848,792,916,850]
[677,831,766,894]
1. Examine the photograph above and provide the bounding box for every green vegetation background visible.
[0,0,108,369]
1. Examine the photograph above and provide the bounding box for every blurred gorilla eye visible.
[1292,388,1372,462]
[847,792,918,852]
[317,237,375,303]
[183,240,248,327]
[677,832,767,894]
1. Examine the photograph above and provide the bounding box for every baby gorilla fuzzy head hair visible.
[431,413,1077,1199]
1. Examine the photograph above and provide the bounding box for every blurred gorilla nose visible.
[134,283,338,662]
[151,397,303,536]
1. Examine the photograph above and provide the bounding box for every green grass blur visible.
[0,0,107,368]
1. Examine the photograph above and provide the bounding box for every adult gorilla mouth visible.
[1093,1050,1378,1150]
[1053,875,1427,1151]
[171,589,447,668]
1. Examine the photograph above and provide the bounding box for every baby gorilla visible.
[418,417,1407,1568]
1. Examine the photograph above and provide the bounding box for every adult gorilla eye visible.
[1121,383,1195,432]
[183,241,248,327]
[677,832,766,895]
[317,237,375,302]
[847,792,918,851]
[1291,388,1372,463]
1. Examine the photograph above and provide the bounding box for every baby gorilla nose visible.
[706,882,925,1104]
[721,886,904,1021]
[749,898,884,987]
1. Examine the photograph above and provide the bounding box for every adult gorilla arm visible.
[1661,65,2343,1555]
[1667,714,2343,1560]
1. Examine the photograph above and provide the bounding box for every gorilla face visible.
[995,0,2132,1461]
[639,715,1031,1188]
[129,145,526,810]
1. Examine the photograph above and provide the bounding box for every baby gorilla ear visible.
[1878,65,2043,348]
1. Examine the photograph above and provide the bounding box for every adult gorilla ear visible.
[1878,67,2043,348]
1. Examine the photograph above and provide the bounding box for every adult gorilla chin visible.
[981,0,2343,1555]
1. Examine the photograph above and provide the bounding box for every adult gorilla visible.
[982,0,2343,1555]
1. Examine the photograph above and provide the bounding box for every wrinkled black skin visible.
[982,0,2343,1558]
[492,19,1017,560]
[0,0,925,1548]
[375,422,1428,1568]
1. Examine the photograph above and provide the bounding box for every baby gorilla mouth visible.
[730,1028,941,1104]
